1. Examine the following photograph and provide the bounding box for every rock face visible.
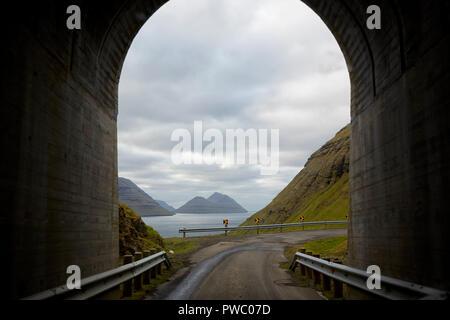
[176,193,247,214]
[118,177,174,216]
[119,204,164,256]
[156,200,176,212]
[242,125,350,226]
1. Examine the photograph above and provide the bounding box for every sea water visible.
[142,212,255,238]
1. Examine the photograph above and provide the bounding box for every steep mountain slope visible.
[118,177,174,216]
[242,124,350,226]
[176,193,247,214]
[156,200,176,212]
[119,203,164,255]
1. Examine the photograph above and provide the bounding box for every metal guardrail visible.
[290,252,448,300]
[23,250,172,300]
[179,220,348,238]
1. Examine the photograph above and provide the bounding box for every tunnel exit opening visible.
[116,0,351,241]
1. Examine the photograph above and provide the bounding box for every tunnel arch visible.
[1,0,449,298]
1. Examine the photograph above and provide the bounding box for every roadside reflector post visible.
[123,255,133,297]
[134,252,143,292]
[143,250,151,285]
[321,258,332,291]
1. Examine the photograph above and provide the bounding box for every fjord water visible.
[142,212,256,238]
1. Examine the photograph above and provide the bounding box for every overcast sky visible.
[118,0,350,211]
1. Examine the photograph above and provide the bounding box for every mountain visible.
[118,177,174,216]
[207,192,248,213]
[175,193,248,214]
[242,124,350,226]
[156,200,176,212]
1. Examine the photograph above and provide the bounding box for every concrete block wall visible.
[0,0,449,298]
[0,1,127,298]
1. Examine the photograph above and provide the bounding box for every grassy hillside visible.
[119,203,165,255]
[242,125,350,228]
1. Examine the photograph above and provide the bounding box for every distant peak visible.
[175,193,247,213]
[210,192,224,197]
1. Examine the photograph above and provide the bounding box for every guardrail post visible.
[313,254,321,286]
[183,231,186,239]
[134,252,143,292]
[331,258,343,298]
[149,248,158,279]
[143,250,151,285]
[305,252,313,280]
[123,255,133,297]
[299,249,306,276]
[321,258,331,292]
[164,253,172,270]
[156,262,162,275]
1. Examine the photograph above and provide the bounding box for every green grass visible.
[282,235,348,267]
[231,223,347,237]
[164,237,200,257]
[119,203,165,255]
[301,236,348,259]
[238,173,349,235]
[285,173,349,223]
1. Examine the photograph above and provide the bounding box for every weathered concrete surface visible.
[1,0,449,298]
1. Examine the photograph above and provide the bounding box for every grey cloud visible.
[118,0,350,211]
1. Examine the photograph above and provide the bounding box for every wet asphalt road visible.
[152,229,347,300]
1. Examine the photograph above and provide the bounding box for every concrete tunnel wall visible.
[0,0,449,298]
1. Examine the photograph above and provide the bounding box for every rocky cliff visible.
[119,203,164,256]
